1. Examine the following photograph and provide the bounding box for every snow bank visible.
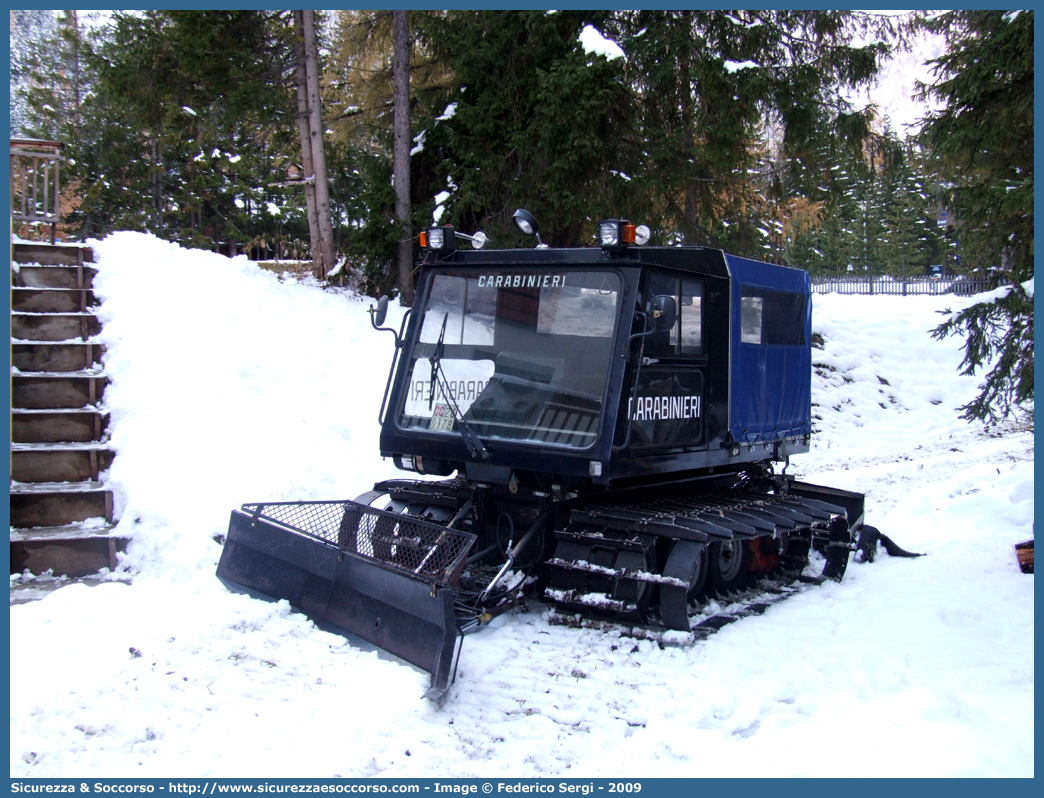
[88,232,405,579]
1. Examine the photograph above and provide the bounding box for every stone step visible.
[11,370,108,409]
[12,242,94,267]
[11,341,104,373]
[10,442,114,483]
[11,522,126,579]
[11,262,97,289]
[11,286,96,313]
[11,408,109,443]
[11,312,101,341]
[9,481,113,528]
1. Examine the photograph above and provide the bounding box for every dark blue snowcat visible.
[217,213,894,696]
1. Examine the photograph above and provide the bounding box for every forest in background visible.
[9,10,1033,422]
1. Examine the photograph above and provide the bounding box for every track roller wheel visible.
[659,540,708,631]
[709,538,753,594]
[611,547,657,613]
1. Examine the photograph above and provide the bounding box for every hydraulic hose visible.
[477,511,548,604]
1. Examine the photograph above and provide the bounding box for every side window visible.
[740,296,763,344]
[740,287,806,345]
[679,279,704,352]
[645,272,705,356]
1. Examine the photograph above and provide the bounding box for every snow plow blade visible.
[216,500,476,697]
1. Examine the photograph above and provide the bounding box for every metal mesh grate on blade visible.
[240,500,476,586]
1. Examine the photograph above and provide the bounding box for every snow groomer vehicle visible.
[218,210,892,696]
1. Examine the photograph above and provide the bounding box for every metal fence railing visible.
[811,275,990,297]
[11,138,63,244]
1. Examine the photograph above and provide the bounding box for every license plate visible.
[430,403,456,431]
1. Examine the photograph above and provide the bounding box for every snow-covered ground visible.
[10,233,1033,777]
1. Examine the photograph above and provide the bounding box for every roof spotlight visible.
[512,209,546,248]
[513,208,538,236]
[598,219,636,251]
[421,225,456,254]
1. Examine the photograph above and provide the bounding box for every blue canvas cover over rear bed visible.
[724,254,812,448]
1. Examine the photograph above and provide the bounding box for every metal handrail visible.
[10,138,63,244]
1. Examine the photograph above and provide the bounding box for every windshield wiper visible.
[428,314,448,411]
[428,313,491,462]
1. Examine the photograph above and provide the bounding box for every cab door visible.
[627,270,708,450]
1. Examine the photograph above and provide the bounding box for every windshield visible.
[398,269,622,450]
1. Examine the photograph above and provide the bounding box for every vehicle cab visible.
[375,216,812,490]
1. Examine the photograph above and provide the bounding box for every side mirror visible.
[650,295,677,332]
[371,295,390,328]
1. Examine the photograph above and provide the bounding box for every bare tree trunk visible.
[392,10,414,305]
[69,11,81,149]
[678,12,700,247]
[301,10,335,279]
[293,10,322,273]
[151,139,162,231]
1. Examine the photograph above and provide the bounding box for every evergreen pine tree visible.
[413,10,634,247]
[921,11,1033,422]
[324,10,451,294]
[616,10,891,254]
[9,9,56,136]
[879,151,921,279]
[13,10,99,239]
[76,11,302,252]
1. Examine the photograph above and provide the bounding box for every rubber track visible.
[546,572,827,645]
[543,489,845,626]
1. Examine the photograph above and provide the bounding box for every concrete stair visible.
[10,242,127,577]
